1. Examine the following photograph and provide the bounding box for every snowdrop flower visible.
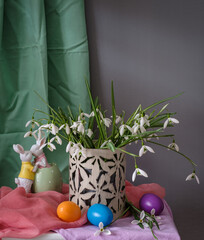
[150,208,161,220]
[147,133,159,141]
[87,129,93,138]
[24,131,33,138]
[71,143,86,158]
[140,114,150,127]
[94,222,111,236]
[132,123,139,135]
[24,130,37,139]
[50,136,62,145]
[50,123,59,135]
[103,117,112,128]
[25,119,39,128]
[59,123,70,135]
[119,125,125,136]
[77,122,85,134]
[163,117,179,129]
[186,171,200,184]
[134,113,140,120]
[132,122,146,134]
[66,141,72,153]
[119,124,132,136]
[40,141,56,152]
[70,121,85,134]
[78,111,94,120]
[131,211,149,228]
[115,115,122,124]
[139,145,155,157]
[97,109,112,128]
[132,167,148,182]
[168,142,179,152]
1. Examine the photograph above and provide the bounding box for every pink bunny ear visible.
[13,144,24,154]
[39,137,46,147]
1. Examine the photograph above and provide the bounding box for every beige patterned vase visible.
[69,148,126,220]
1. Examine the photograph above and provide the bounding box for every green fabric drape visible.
[0,0,90,188]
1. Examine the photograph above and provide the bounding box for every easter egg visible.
[139,193,164,216]
[87,204,113,226]
[57,201,81,222]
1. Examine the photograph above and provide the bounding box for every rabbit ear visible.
[40,137,46,146]
[13,144,24,154]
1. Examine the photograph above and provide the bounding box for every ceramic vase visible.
[69,148,126,219]
[32,163,63,193]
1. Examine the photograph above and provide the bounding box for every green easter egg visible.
[32,163,63,193]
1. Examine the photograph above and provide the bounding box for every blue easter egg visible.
[87,204,113,226]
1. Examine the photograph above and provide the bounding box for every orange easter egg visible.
[57,201,81,222]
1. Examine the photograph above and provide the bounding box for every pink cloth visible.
[0,182,166,239]
[0,184,87,239]
[55,200,180,240]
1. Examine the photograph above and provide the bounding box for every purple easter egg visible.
[139,193,164,216]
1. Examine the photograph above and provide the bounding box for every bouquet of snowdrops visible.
[25,80,198,184]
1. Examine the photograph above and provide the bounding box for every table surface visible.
[2,201,181,240]
[2,232,64,240]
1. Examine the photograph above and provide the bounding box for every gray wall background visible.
[85,0,204,239]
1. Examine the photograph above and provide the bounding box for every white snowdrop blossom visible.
[77,122,85,134]
[71,143,86,158]
[132,167,148,182]
[97,109,112,128]
[131,210,149,228]
[186,172,200,184]
[168,142,179,152]
[139,145,155,157]
[24,131,33,138]
[150,209,161,220]
[66,141,72,153]
[50,136,62,145]
[103,117,112,128]
[119,124,132,136]
[78,111,94,121]
[40,141,56,152]
[115,115,122,124]
[147,133,159,141]
[25,119,39,129]
[50,123,59,135]
[140,114,150,127]
[70,121,85,134]
[87,129,93,138]
[59,123,71,135]
[24,130,37,139]
[163,117,179,129]
[94,222,111,237]
[132,122,146,134]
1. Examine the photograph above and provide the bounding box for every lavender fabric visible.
[55,200,180,240]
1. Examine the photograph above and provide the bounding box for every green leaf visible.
[85,79,105,142]
[111,81,116,141]
[143,93,183,112]
[107,141,116,152]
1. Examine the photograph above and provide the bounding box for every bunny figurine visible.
[30,138,51,169]
[13,144,37,193]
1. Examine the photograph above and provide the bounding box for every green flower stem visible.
[34,91,62,122]
[104,206,131,229]
[147,140,197,167]
[117,148,139,157]
[111,81,116,141]
[126,105,141,125]
[85,79,105,143]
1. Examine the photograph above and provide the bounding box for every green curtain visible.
[0,0,90,188]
